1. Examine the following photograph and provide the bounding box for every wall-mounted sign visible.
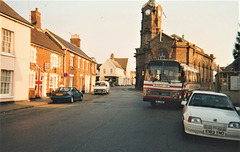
[45,63,51,71]
[64,73,68,77]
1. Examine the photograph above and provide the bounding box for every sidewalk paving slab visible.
[0,98,52,114]
[0,93,100,114]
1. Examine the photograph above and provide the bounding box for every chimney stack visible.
[110,53,114,59]
[70,34,81,48]
[31,8,41,29]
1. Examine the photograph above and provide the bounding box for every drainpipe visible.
[63,49,66,86]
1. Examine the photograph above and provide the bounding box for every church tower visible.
[141,0,163,47]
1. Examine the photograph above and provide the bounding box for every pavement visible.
[0,93,99,114]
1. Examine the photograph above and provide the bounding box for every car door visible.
[72,88,80,101]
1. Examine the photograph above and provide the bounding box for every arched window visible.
[146,32,150,43]
[159,52,166,60]
[202,64,205,83]
[198,63,201,82]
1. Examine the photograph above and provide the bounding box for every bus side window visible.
[181,70,185,83]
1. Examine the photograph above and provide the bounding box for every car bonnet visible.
[188,106,240,123]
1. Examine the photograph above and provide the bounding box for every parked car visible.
[94,81,110,95]
[51,87,83,103]
[181,90,240,141]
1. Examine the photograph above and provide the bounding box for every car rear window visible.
[59,87,71,92]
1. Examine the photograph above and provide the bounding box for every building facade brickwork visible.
[135,0,215,90]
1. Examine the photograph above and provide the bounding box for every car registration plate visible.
[56,93,63,96]
[156,100,165,104]
[203,130,225,136]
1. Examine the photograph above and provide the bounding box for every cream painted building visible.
[100,53,131,86]
[0,0,32,102]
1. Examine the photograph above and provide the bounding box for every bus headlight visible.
[143,89,150,96]
[171,91,180,99]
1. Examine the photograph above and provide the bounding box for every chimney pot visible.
[31,8,41,29]
[70,34,81,48]
[110,53,114,59]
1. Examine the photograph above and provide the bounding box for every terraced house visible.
[0,0,32,102]
[29,9,65,99]
[45,31,97,93]
[30,8,97,96]
[1,2,97,102]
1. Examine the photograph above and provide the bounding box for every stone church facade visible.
[135,0,215,90]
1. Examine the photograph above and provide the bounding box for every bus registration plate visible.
[156,100,165,104]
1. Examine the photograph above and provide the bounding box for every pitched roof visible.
[114,58,128,71]
[31,28,64,54]
[223,57,240,72]
[110,59,123,69]
[0,0,31,26]
[46,30,94,62]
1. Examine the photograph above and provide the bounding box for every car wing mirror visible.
[181,101,187,106]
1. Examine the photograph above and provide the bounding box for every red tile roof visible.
[31,28,64,54]
[46,30,94,62]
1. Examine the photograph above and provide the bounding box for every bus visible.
[143,60,200,107]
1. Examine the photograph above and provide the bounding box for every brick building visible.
[29,8,65,98]
[215,57,240,105]
[45,31,97,93]
[135,0,215,89]
[30,8,97,98]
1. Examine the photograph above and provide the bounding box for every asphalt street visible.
[0,86,239,152]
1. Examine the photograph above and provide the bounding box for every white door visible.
[91,76,96,92]
[85,75,90,93]
[42,73,47,97]
[69,75,74,87]
[79,75,83,91]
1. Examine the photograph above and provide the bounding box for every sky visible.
[4,0,240,71]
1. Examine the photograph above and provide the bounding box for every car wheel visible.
[79,95,83,101]
[70,96,74,103]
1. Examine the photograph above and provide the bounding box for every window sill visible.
[1,52,15,58]
[0,95,14,99]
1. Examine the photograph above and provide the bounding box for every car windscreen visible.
[96,82,106,86]
[189,93,235,110]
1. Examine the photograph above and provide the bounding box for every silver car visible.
[181,91,240,141]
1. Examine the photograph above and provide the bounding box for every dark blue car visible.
[51,87,83,103]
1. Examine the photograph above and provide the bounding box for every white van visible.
[93,81,110,95]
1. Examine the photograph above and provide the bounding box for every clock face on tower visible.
[145,9,151,16]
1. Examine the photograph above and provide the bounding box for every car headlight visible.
[143,89,150,96]
[187,116,202,124]
[228,122,240,129]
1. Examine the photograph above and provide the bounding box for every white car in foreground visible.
[182,91,240,141]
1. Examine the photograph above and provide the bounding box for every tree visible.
[233,31,240,59]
